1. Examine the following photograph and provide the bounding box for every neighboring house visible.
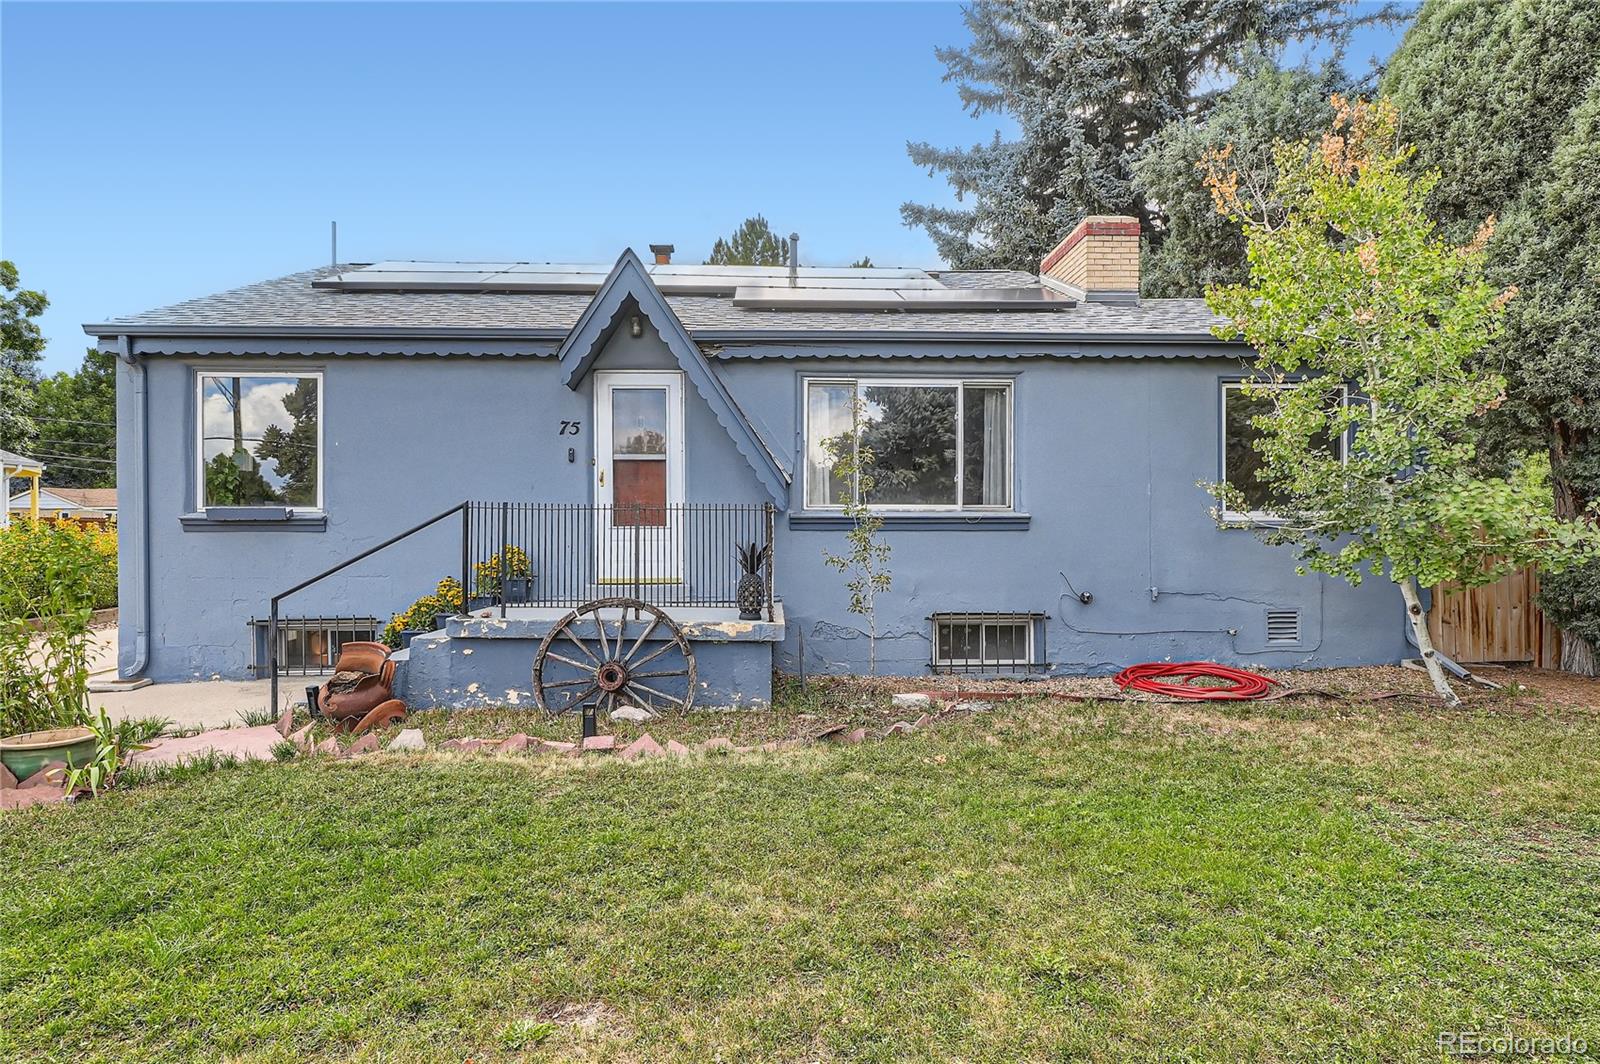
[6,486,117,525]
[1,449,44,528]
[86,217,1405,707]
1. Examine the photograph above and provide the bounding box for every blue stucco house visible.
[87,217,1405,713]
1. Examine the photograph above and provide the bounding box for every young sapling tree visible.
[820,397,893,675]
[1202,96,1600,705]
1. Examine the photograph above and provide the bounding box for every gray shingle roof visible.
[86,264,1228,342]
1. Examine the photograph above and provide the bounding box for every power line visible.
[30,440,117,452]
[29,416,116,428]
[30,452,116,466]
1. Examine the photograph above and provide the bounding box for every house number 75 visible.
[558,420,581,435]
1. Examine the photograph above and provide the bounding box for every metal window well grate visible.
[1265,609,1301,646]
[929,612,1047,674]
[251,616,380,676]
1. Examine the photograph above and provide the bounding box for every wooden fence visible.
[1428,564,1562,668]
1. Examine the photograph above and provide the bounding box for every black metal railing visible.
[267,499,777,713]
[464,501,776,616]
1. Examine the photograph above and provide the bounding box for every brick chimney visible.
[649,244,674,265]
[1039,216,1140,303]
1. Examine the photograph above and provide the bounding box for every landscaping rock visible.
[609,706,655,723]
[812,724,848,742]
[619,733,664,761]
[845,727,868,744]
[0,762,16,789]
[386,728,426,753]
[665,739,691,758]
[288,724,315,752]
[892,692,932,711]
[699,737,735,753]
[344,734,379,757]
[316,736,342,757]
[19,762,68,790]
[129,726,288,768]
[496,733,531,754]
[440,738,486,753]
[914,713,933,729]
[0,787,66,811]
[537,739,577,754]
[954,701,995,713]
[581,735,616,753]
[885,721,916,738]
[275,705,295,738]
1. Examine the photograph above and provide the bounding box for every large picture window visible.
[1221,381,1345,519]
[197,372,322,510]
[805,378,1012,510]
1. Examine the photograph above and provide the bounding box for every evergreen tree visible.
[705,216,789,266]
[1384,0,1600,670]
[1491,80,1600,672]
[1133,59,1340,298]
[30,348,117,488]
[901,0,1400,273]
[1381,0,1600,241]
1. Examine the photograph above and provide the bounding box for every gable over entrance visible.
[556,249,790,507]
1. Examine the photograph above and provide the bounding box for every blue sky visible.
[3,2,1405,375]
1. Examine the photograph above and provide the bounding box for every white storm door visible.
[595,370,685,584]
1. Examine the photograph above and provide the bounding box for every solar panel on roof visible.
[308,260,1061,308]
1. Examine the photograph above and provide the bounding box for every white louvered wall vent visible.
[1265,609,1301,646]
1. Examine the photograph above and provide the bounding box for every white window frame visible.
[802,376,1014,512]
[195,369,325,513]
[1220,380,1348,524]
[931,613,1035,668]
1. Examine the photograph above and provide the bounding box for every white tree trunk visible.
[1560,632,1599,676]
[1398,576,1460,706]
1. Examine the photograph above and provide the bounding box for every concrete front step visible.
[394,604,783,712]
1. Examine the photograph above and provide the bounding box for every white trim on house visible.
[801,375,1015,512]
[594,369,686,583]
[194,368,324,514]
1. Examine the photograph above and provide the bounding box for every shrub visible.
[0,519,113,735]
[381,576,467,648]
[0,518,116,611]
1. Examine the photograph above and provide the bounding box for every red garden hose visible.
[1112,661,1280,700]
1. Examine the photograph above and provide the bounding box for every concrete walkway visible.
[95,679,277,731]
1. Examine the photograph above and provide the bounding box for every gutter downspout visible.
[118,334,150,677]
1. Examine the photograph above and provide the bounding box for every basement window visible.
[250,616,379,676]
[930,612,1044,673]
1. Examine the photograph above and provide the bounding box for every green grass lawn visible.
[3,687,1598,1061]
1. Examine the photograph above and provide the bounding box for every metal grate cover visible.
[1266,609,1301,646]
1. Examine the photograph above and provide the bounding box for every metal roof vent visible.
[1265,609,1301,646]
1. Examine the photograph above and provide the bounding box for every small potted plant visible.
[735,541,770,621]
[1,567,100,783]
[474,547,535,605]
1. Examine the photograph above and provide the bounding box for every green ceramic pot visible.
[1,726,97,783]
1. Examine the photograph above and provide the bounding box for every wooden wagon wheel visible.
[532,597,697,718]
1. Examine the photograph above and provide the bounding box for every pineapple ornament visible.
[735,541,770,620]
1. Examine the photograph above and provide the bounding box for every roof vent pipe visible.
[788,233,799,287]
